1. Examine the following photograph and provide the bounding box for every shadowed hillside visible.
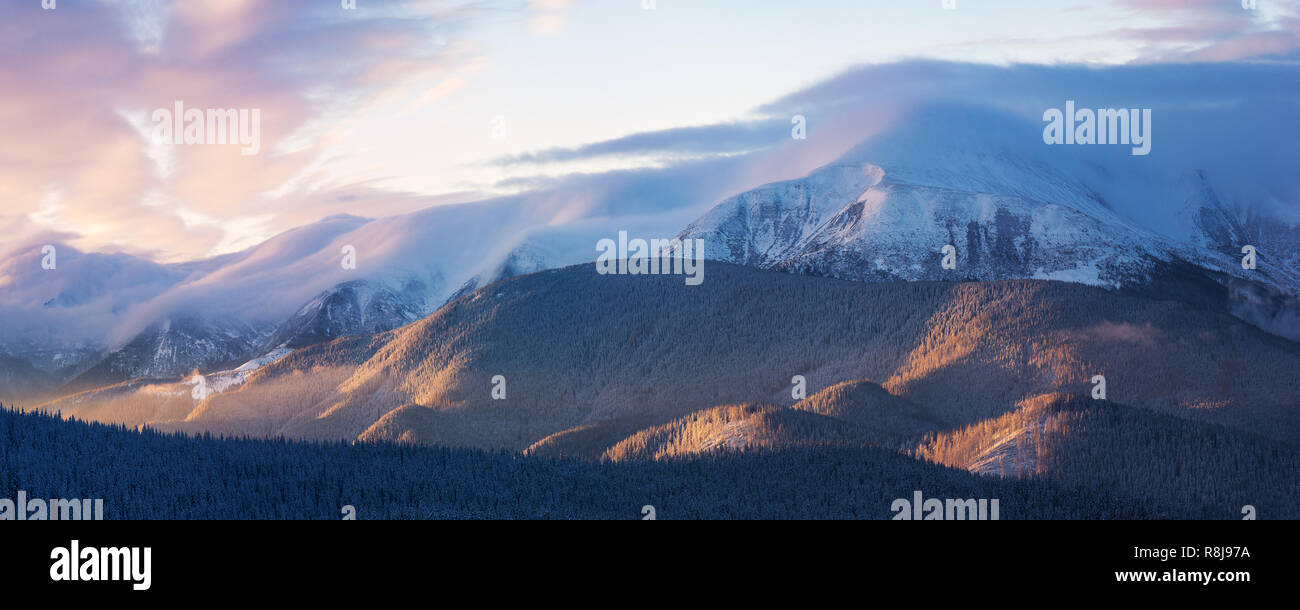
[542,380,943,461]
[915,393,1300,519]
[41,262,1300,456]
[588,387,1298,518]
[602,402,864,461]
[13,263,1300,519]
[0,407,1164,520]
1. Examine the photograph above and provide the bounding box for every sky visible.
[1,0,1297,263]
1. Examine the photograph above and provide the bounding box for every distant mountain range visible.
[3,105,1298,417]
[33,261,1298,518]
[0,202,598,401]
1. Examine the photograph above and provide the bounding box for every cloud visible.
[3,0,1297,270]
[0,0,492,262]
[483,59,1300,229]
[527,0,576,35]
[486,118,792,166]
[1104,0,1300,61]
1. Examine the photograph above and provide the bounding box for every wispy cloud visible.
[1104,0,1300,61]
[3,0,1296,265]
[0,0,490,262]
[486,118,791,166]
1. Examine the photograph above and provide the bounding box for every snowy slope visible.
[189,347,294,401]
[263,279,432,349]
[679,105,1300,313]
[1,194,635,395]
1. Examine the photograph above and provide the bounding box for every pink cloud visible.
[0,0,483,262]
[1106,0,1300,61]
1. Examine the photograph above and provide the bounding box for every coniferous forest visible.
[2,405,1282,520]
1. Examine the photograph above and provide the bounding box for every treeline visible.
[916,394,1300,519]
[1,405,1162,520]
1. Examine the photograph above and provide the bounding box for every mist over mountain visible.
[679,103,1300,340]
[0,199,676,398]
[2,61,1297,421]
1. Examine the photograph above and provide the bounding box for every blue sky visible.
[1,0,1296,261]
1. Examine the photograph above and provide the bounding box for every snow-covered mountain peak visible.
[679,105,1300,334]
